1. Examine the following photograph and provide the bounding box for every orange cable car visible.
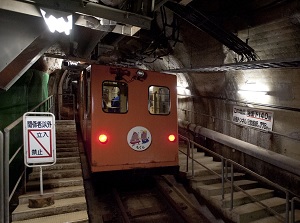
[78,65,179,174]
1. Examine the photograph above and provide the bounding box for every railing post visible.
[230,162,234,210]
[221,158,224,200]
[291,197,299,223]
[4,130,10,223]
[285,192,289,223]
[225,158,228,179]
[191,141,194,177]
[0,131,4,223]
[72,94,75,120]
[186,139,189,172]
[51,95,55,115]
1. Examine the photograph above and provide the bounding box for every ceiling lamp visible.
[40,8,72,35]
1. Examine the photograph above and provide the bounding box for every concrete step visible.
[229,197,287,223]
[26,177,83,191]
[56,127,76,130]
[56,124,76,127]
[11,120,89,223]
[31,163,82,172]
[190,172,245,186]
[12,196,87,221]
[56,134,77,138]
[56,157,80,164]
[56,134,77,140]
[196,180,258,197]
[184,162,228,177]
[12,210,88,223]
[180,162,224,174]
[179,156,215,166]
[179,156,216,170]
[57,151,80,158]
[19,185,85,204]
[249,209,300,223]
[179,148,203,155]
[56,139,78,144]
[179,151,206,159]
[56,147,79,152]
[28,169,83,181]
[56,130,76,134]
[56,124,76,128]
[55,120,76,125]
[211,188,275,208]
[56,143,79,148]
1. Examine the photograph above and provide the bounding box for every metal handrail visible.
[179,134,299,223]
[3,95,54,223]
[0,130,4,223]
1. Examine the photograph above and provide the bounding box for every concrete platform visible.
[12,211,88,223]
[211,188,274,208]
[229,197,287,223]
[12,197,87,221]
[196,180,258,197]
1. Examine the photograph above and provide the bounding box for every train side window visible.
[102,81,128,113]
[148,86,170,115]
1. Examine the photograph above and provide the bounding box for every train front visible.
[87,65,179,174]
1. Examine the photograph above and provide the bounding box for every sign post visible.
[23,112,56,195]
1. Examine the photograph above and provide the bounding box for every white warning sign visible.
[232,106,274,131]
[23,112,56,166]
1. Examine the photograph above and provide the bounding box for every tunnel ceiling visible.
[0,0,299,90]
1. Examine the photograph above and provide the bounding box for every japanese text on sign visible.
[27,121,52,128]
[232,106,274,131]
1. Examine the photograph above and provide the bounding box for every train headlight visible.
[136,70,145,77]
[135,70,147,81]
[99,134,108,143]
[168,134,176,142]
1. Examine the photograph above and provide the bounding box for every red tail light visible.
[99,134,108,143]
[168,134,176,142]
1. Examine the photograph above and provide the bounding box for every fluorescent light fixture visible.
[238,81,269,98]
[238,89,268,96]
[40,8,72,35]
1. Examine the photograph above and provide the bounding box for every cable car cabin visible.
[78,65,179,174]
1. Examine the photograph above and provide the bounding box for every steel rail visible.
[112,188,131,223]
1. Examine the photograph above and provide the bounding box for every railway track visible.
[86,174,212,223]
[77,124,219,223]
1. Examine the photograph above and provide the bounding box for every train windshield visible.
[102,81,128,113]
[148,86,170,115]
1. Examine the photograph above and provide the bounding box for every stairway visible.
[11,120,88,223]
[179,145,300,223]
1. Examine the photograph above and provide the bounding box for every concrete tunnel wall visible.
[147,1,300,162]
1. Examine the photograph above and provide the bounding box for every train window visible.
[102,81,128,113]
[148,86,170,115]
